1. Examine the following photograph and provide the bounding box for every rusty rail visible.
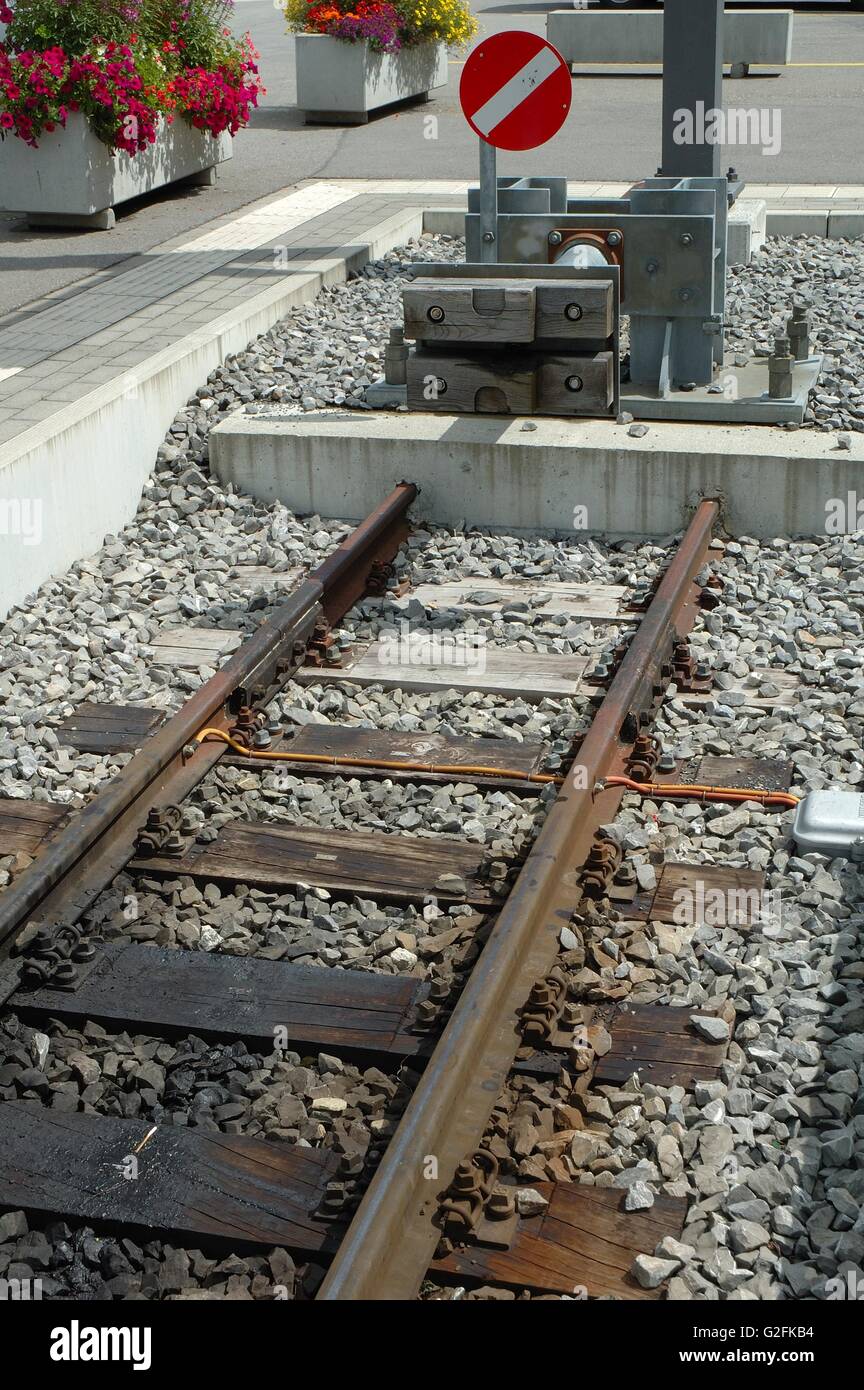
[318,498,719,1301]
[0,483,416,957]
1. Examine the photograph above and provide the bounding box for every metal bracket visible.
[519,964,586,1049]
[626,732,662,783]
[16,921,103,993]
[670,640,713,693]
[406,970,455,1034]
[580,829,624,900]
[316,1149,378,1222]
[698,574,724,611]
[366,560,395,597]
[134,804,193,858]
[437,1148,518,1251]
[304,618,346,669]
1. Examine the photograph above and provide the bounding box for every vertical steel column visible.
[478,139,498,264]
[661,0,724,178]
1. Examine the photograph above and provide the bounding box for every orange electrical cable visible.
[192,727,564,784]
[604,775,800,810]
[192,728,801,808]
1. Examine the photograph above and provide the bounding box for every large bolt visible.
[548,230,563,246]
[384,325,408,386]
[787,302,810,362]
[565,303,583,321]
[606,231,622,248]
[427,305,446,323]
[481,231,495,244]
[768,335,794,400]
[679,233,694,248]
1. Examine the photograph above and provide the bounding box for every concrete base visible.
[209,410,864,540]
[366,381,408,408]
[547,10,793,67]
[369,356,819,425]
[727,200,767,265]
[623,355,822,425]
[25,209,116,231]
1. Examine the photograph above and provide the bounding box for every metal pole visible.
[478,137,498,263]
[661,0,724,178]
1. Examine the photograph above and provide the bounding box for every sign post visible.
[460,32,572,265]
[661,0,724,179]
[478,140,498,264]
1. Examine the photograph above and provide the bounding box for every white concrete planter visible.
[0,111,233,228]
[295,34,448,124]
[547,10,794,69]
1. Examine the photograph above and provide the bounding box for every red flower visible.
[0,26,262,152]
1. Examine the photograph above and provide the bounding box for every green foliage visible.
[6,1,238,67]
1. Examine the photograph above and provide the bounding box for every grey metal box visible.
[792,789,864,861]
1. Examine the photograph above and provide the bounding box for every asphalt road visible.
[0,4,861,317]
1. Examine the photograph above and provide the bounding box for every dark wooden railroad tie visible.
[224,725,551,794]
[628,863,767,926]
[0,799,69,859]
[11,943,431,1059]
[669,754,794,794]
[0,1104,343,1254]
[594,1003,733,1089]
[130,821,499,908]
[432,1184,687,1300]
[56,702,167,755]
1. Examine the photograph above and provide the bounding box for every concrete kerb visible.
[0,204,424,620]
[209,410,864,541]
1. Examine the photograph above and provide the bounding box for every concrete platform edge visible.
[0,204,424,619]
[210,411,864,540]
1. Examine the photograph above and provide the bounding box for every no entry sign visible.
[459,31,571,152]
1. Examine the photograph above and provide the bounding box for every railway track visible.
[0,489,806,1302]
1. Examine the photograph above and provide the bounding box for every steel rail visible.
[318,498,719,1301]
[0,483,417,956]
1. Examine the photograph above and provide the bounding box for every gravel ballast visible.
[0,235,862,1302]
[428,533,864,1302]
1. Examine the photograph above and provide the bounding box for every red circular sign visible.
[459,31,571,152]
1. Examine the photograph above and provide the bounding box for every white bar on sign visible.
[469,47,560,138]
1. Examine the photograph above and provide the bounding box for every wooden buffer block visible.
[403,269,620,419]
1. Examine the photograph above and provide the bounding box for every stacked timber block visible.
[402,266,620,419]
